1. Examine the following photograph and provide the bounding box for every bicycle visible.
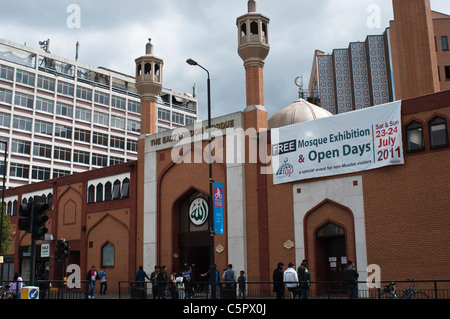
[379,279,429,299]
[0,285,13,299]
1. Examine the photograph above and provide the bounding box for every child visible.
[237,270,246,299]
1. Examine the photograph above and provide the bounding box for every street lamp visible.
[0,140,7,256]
[186,58,216,299]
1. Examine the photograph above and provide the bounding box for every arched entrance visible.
[303,199,356,295]
[174,189,211,282]
[315,222,347,293]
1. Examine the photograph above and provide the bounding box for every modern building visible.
[308,0,450,114]
[0,37,197,188]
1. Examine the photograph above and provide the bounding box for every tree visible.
[0,205,13,256]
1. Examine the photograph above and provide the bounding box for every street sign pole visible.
[30,203,36,286]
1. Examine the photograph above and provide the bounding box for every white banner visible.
[271,101,404,185]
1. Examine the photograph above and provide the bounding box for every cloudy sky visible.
[1,0,449,121]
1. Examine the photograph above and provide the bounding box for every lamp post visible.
[0,140,7,255]
[186,58,216,299]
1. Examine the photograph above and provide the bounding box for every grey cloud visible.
[0,0,449,120]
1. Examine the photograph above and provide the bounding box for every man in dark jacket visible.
[157,265,168,299]
[222,264,237,299]
[150,265,160,299]
[298,262,311,299]
[344,260,359,299]
[272,262,285,299]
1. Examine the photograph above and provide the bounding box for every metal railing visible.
[118,279,450,300]
[1,280,89,299]
[3,279,448,299]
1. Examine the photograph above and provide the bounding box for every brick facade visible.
[5,162,137,292]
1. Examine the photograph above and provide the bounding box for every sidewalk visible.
[90,292,120,299]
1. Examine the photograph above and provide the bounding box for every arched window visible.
[121,178,130,198]
[262,23,267,37]
[250,21,258,35]
[102,242,114,267]
[240,23,247,37]
[112,179,121,199]
[88,184,95,203]
[144,62,151,75]
[105,182,112,201]
[137,63,142,76]
[429,116,448,149]
[7,201,12,216]
[96,183,103,202]
[47,193,53,209]
[13,200,18,216]
[406,121,424,152]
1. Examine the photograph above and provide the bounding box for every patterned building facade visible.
[309,2,450,114]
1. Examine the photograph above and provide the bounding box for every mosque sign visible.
[271,101,404,184]
[189,197,209,226]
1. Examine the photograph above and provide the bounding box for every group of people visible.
[135,264,196,299]
[273,261,311,299]
[86,265,107,299]
[135,263,247,299]
[273,260,360,299]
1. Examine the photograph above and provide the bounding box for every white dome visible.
[268,99,332,129]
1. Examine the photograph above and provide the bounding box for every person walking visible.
[99,268,107,296]
[283,262,299,299]
[9,272,23,299]
[87,266,99,299]
[272,262,285,299]
[298,262,311,299]
[344,260,359,299]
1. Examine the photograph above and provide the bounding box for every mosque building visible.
[135,0,450,293]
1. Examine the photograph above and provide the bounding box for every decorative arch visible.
[303,199,356,283]
[156,142,227,272]
[86,213,129,284]
[57,185,83,240]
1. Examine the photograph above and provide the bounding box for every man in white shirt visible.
[283,262,299,299]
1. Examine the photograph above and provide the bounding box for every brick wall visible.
[245,65,265,106]
[391,0,440,99]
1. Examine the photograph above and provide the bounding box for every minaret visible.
[135,38,163,135]
[237,0,270,111]
[135,39,163,271]
[237,0,270,284]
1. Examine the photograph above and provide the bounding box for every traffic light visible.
[18,202,33,233]
[32,196,49,241]
[56,239,63,262]
[55,239,69,262]
[62,240,69,259]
